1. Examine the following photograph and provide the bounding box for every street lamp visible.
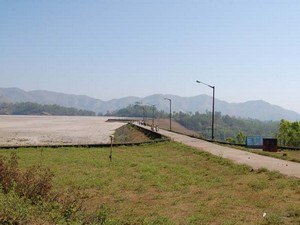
[164,98,172,131]
[196,80,215,140]
[142,106,146,124]
[135,102,146,125]
[151,105,155,127]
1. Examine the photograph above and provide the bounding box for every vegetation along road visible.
[150,126,300,178]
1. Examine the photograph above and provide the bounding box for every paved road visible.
[157,128,300,178]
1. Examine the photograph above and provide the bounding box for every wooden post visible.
[109,135,114,161]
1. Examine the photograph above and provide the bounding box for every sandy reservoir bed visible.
[0,116,125,146]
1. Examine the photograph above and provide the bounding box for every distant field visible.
[0,142,299,224]
[0,115,125,146]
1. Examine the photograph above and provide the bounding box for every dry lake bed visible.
[0,115,125,146]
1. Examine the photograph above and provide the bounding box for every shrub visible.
[0,153,19,193]
[0,153,54,202]
[17,165,53,202]
[0,190,32,224]
[56,188,83,222]
[0,153,86,224]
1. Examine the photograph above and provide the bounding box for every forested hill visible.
[109,104,279,142]
[174,111,279,141]
[1,87,300,121]
[0,102,95,116]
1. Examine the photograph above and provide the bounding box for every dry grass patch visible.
[155,119,200,137]
[218,143,300,163]
[0,142,299,224]
[250,149,300,163]
[113,124,151,143]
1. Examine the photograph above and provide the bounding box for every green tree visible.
[236,132,246,144]
[277,119,300,147]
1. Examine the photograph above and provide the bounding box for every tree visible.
[108,105,280,143]
[277,119,300,147]
[236,132,246,144]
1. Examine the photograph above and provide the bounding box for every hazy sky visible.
[1,1,300,113]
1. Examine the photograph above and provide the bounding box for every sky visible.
[1,0,300,113]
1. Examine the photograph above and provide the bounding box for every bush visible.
[0,153,19,193]
[0,190,32,224]
[17,165,53,202]
[55,188,83,222]
[0,153,53,202]
[0,153,85,224]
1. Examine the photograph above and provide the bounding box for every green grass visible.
[250,149,300,163]
[0,142,299,224]
[219,144,300,163]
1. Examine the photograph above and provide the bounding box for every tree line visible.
[5,102,297,147]
[109,104,282,143]
[172,111,279,142]
[105,104,166,118]
[0,102,96,116]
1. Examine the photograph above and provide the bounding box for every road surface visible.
[157,128,300,178]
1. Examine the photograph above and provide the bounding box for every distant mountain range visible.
[0,87,299,121]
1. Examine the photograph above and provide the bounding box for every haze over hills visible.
[0,87,299,121]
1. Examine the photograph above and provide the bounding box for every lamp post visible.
[142,106,146,124]
[164,98,172,131]
[151,105,155,127]
[196,80,215,140]
[135,102,146,125]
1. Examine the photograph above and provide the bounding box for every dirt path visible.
[157,128,300,178]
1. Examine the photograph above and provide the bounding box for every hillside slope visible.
[1,87,299,121]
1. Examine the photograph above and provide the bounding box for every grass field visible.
[222,144,300,163]
[249,149,300,163]
[0,142,299,224]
